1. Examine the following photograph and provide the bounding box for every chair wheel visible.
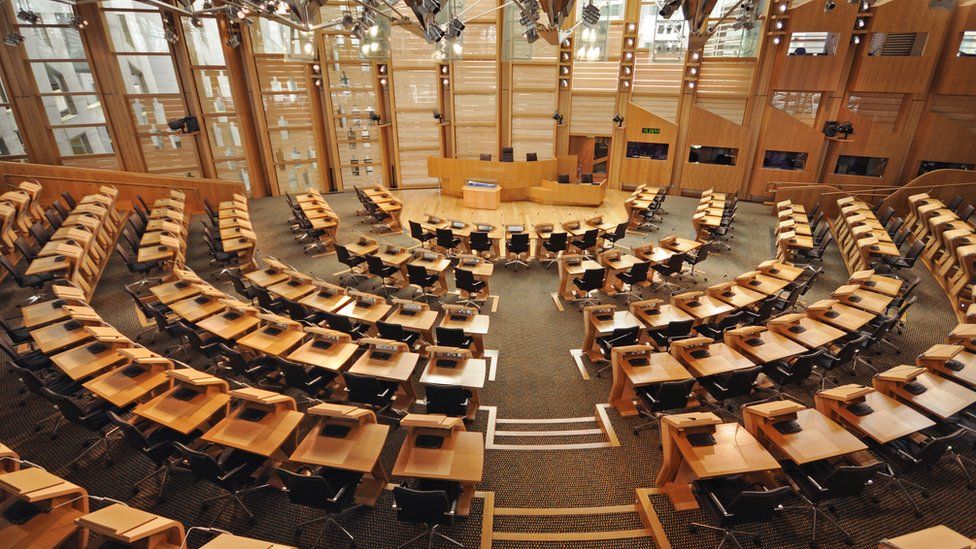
[688,525,698,534]
[921,490,929,498]
[131,487,140,496]
[844,537,854,546]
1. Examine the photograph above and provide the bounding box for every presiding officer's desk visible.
[428,155,606,206]
[655,411,780,511]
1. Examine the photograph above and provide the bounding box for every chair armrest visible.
[218,461,250,482]
[707,491,734,519]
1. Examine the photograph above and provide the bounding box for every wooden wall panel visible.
[618,101,677,187]
[771,0,859,92]
[849,0,950,94]
[931,3,976,94]
[0,161,244,215]
[680,106,749,193]
[747,106,825,197]
[821,103,914,189]
[902,112,976,180]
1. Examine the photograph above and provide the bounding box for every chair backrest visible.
[877,206,895,226]
[610,222,628,241]
[8,362,50,397]
[627,261,651,281]
[649,379,695,411]
[790,348,826,380]
[833,333,869,364]
[718,366,761,397]
[136,195,151,214]
[581,173,593,183]
[579,267,606,290]
[958,203,975,222]
[228,272,253,297]
[480,153,492,161]
[436,326,469,347]
[276,468,342,508]
[508,232,529,252]
[894,296,916,320]
[470,231,491,250]
[665,319,694,338]
[893,228,910,248]
[323,311,355,333]
[107,410,151,451]
[903,240,924,263]
[819,463,884,498]
[690,246,709,265]
[178,321,211,352]
[334,244,355,266]
[454,267,477,290]
[377,321,406,341]
[343,372,384,404]
[252,286,277,310]
[115,243,136,265]
[916,429,966,466]
[0,255,24,283]
[664,253,685,274]
[393,486,452,525]
[425,384,469,417]
[216,343,251,377]
[28,222,51,246]
[409,220,426,240]
[407,264,435,286]
[173,442,225,484]
[436,228,457,248]
[608,326,640,347]
[579,228,598,247]
[947,195,964,212]
[39,387,86,424]
[60,192,77,209]
[724,486,793,524]
[51,202,69,221]
[813,223,830,243]
[366,254,388,276]
[271,356,312,388]
[13,237,37,260]
[526,152,538,161]
[815,231,833,252]
[885,216,904,235]
[546,232,567,250]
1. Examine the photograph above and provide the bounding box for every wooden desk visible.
[557,256,602,301]
[287,337,359,373]
[582,308,642,361]
[672,340,755,377]
[289,403,390,506]
[744,402,867,464]
[917,345,976,387]
[168,295,225,323]
[84,360,171,408]
[420,353,487,419]
[267,279,316,301]
[201,533,296,549]
[347,348,420,408]
[874,366,976,420]
[201,389,303,458]
[725,328,807,364]
[851,272,903,297]
[336,299,392,327]
[30,319,94,354]
[630,301,694,333]
[76,503,184,547]
[51,341,128,381]
[0,468,88,549]
[673,295,734,322]
[655,412,780,511]
[133,370,230,435]
[299,288,352,313]
[245,268,290,287]
[736,274,790,295]
[21,299,69,329]
[757,260,805,282]
[806,301,877,332]
[439,310,490,357]
[814,384,935,444]
[834,286,893,315]
[392,417,484,516]
[768,316,846,349]
[609,346,692,416]
[150,280,199,304]
[880,525,975,549]
[709,284,765,310]
[236,325,306,356]
[385,306,439,342]
[196,310,261,341]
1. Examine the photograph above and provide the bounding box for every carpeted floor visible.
[0,189,972,548]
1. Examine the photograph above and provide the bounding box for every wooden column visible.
[226,18,274,197]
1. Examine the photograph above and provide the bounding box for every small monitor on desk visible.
[451,221,466,229]
[507,225,524,233]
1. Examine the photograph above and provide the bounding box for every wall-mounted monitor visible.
[688,145,738,166]
[762,150,808,171]
[834,155,888,177]
[626,141,669,160]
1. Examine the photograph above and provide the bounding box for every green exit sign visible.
[642,128,661,134]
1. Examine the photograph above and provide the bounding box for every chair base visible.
[505,257,529,271]
[295,504,362,546]
[202,483,271,525]
[876,466,927,518]
[781,497,855,547]
[397,524,464,549]
[688,522,761,549]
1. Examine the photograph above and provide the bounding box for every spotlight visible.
[225,33,241,48]
[446,16,464,38]
[164,29,179,44]
[773,36,781,44]
[823,120,855,139]
[425,23,445,43]
[852,35,861,44]
[581,0,601,27]
[553,111,564,125]
[368,111,381,123]
[824,0,836,10]
[16,10,40,24]
[202,0,214,8]
[190,16,203,28]
[420,0,441,14]
[659,0,680,19]
[687,81,696,89]
[4,33,24,47]
[68,16,89,31]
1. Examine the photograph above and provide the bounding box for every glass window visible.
[105,11,172,53]
[0,79,26,159]
[770,91,821,126]
[626,141,669,160]
[788,32,838,56]
[918,160,975,176]
[688,145,737,165]
[868,32,927,57]
[959,31,976,56]
[638,3,688,61]
[53,126,113,156]
[835,155,887,177]
[185,18,226,66]
[763,150,808,170]
[22,27,87,59]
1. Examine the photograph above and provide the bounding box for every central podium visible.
[427,155,606,207]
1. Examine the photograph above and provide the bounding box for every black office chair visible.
[593,326,641,377]
[580,173,594,183]
[60,191,77,210]
[0,335,50,371]
[127,212,147,236]
[377,320,421,349]
[762,348,829,399]
[392,485,462,549]
[699,366,762,412]
[366,254,400,297]
[633,378,696,435]
[323,311,369,340]
[335,244,369,285]
[797,232,833,263]
[436,326,473,350]
[216,343,276,385]
[505,232,530,270]
[252,285,286,314]
[0,314,35,347]
[782,462,884,546]
[879,427,973,508]
[570,228,599,256]
[556,174,570,184]
[172,442,268,524]
[343,372,404,422]
[694,310,747,341]
[824,333,871,382]
[407,263,441,302]
[106,411,183,502]
[276,467,363,546]
[39,387,115,469]
[271,355,335,403]
[650,253,685,293]
[603,222,629,249]
[946,195,965,213]
[0,255,55,304]
[572,267,606,309]
[222,269,258,304]
[409,220,436,248]
[27,222,52,246]
[501,147,514,162]
[45,207,64,229]
[881,240,923,273]
[690,477,794,548]
[683,245,710,281]
[648,319,694,351]
[425,384,471,417]
[541,232,568,269]
[469,231,493,257]
[454,268,487,308]
[616,261,651,303]
[479,153,492,161]
[436,228,463,258]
